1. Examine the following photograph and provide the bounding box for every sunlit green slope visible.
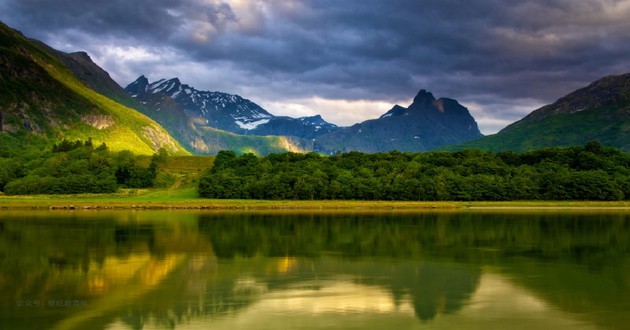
[0,21,188,156]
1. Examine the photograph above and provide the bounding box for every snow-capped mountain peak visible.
[125,76,338,138]
[126,76,274,131]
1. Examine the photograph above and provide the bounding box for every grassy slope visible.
[0,22,189,155]
[451,104,630,152]
[196,126,308,155]
[136,155,215,188]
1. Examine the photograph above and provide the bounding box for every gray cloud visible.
[2,0,630,133]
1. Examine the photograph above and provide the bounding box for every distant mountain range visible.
[2,19,630,156]
[124,76,483,154]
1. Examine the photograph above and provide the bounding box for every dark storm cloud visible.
[2,0,237,44]
[2,0,630,132]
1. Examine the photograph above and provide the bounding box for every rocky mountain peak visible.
[413,89,436,106]
[147,77,182,95]
[125,75,150,96]
[379,105,408,119]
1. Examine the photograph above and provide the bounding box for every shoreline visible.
[2,197,630,212]
[2,189,630,211]
[0,200,463,210]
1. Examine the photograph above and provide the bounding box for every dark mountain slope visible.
[313,90,483,153]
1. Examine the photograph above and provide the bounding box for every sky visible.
[2,0,630,134]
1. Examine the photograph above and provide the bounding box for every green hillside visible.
[0,21,188,156]
[448,73,630,152]
[458,103,630,151]
[193,126,308,155]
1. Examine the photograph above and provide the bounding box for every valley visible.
[2,19,630,204]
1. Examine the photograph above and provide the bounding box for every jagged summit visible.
[413,89,437,105]
[125,75,149,96]
[146,77,186,97]
[314,90,483,153]
[126,76,274,132]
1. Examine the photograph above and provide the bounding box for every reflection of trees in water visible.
[0,215,205,330]
[197,211,630,323]
[197,212,486,322]
[2,211,630,328]
[113,224,156,256]
[197,211,630,263]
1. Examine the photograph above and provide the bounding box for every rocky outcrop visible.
[81,115,115,129]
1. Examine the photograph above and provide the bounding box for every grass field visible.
[2,188,630,210]
[137,155,215,188]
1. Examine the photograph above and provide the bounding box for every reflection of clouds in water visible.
[233,276,268,295]
[3,211,627,329]
[165,273,598,330]
[444,272,599,330]
[259,280,414,315]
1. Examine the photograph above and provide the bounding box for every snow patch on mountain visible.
[235,118,271,130]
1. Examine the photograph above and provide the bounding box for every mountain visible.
[453,73,630,152]
[248,114,339,139]
[126,76,275,133]
[30,40,139,110]
[312,90,483,153]
[0,21,188,156]
[126,76,339,141]
[29,42,309,156]
[124,76,312,155]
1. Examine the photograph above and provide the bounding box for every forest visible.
[0,138,167,195]
[198,141,630,201]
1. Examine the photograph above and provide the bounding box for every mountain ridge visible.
[8,20,628,156]
[0,21,188,155]
[126,77,484,154]
[126,75,339,140]
[125,75,315,154]
[449,73,630,152]
[313,89,483,153]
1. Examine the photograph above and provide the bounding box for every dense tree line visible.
[0,139,167,195]
[199,142,630,201]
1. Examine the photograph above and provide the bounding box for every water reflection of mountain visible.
[196,211,630,328]
[1,211,629,329]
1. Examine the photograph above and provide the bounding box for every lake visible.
[1,209,629,329]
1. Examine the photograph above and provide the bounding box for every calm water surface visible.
[1,210,629,329]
